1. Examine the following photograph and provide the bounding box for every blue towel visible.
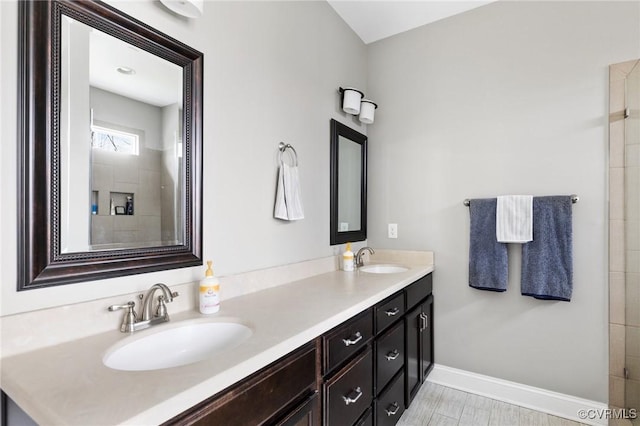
[521,196,573,301]
[469,198,508,292]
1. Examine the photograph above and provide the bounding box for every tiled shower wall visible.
[91,146,162,246]
[610,59,640,410]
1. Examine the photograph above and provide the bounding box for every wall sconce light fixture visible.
[340,87,364,115]
[338,87,378,124]
[160,0,204,18]
[359,99,377,124]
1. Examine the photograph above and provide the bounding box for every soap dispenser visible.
[343,243,354,272]
[199,261,220,314]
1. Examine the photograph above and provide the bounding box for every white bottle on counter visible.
[199,261,220,314]
[343,242,354,271]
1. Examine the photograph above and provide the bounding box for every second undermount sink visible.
[359,264,409,274]
[103,319,253,371]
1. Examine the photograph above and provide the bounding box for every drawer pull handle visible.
[342,387,363,405]
[385,402,400,416]
[342,331,363,346]
[385,307,400,316]
[385,349,400,361]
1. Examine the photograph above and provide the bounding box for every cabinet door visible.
[404,294,434,408]
[421,296,434,380]
[275,392,320,426]
[404,304,422,407]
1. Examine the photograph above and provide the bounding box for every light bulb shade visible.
[160,0,203,18]
[359,99,377,124]
[342,88,364,115]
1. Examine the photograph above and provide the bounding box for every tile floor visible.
[397,382,590,426]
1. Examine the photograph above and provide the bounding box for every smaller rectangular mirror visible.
[330,119,367,245]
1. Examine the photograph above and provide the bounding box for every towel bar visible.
[463,194,579,207]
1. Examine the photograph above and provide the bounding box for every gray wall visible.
[366,1,640,402]
[0,1,367,314]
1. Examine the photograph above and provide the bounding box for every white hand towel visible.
[274,165,288,220]
[283,163,304,220]
[496,195,533,243]
[274,154,304,221]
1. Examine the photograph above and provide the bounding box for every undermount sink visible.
[359,264,409,274]
[103,319,253,371]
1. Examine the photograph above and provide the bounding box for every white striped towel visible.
[496,195,533,243]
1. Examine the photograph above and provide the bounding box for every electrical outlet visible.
[388,223,398,239]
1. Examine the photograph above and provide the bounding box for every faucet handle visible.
[108,301,137,333]
[108,301,136,312]
[155,295,168,318]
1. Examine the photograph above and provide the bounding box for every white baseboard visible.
[426,364,609,426]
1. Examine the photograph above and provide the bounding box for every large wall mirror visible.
[330,119,367,245]
[18,0,203,290]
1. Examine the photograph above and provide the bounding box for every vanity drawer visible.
[324,349,373,426]
[375,321,404,395]
[375,291,405,335]
[406,274,433,311]
[164,342,317,426]
[324,309,373,374]
[375,371,405,426]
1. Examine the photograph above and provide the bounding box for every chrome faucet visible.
[108,283,179,333]
[141,283,177,321]
[355,247,375,267]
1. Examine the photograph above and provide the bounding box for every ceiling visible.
[89,27,182,107]
[327,0,497,44]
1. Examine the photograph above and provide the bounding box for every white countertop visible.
[1,262,433,425]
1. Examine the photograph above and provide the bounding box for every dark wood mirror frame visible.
[18,0,203,290]
[330,119,367,246]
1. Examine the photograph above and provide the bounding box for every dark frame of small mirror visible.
[17,0,203,290]
[330,119,367,245]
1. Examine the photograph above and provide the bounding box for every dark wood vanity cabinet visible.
[404,274,434,407]
[320,272,433,426]
[163,341,320,426]
[166,273,433,426]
